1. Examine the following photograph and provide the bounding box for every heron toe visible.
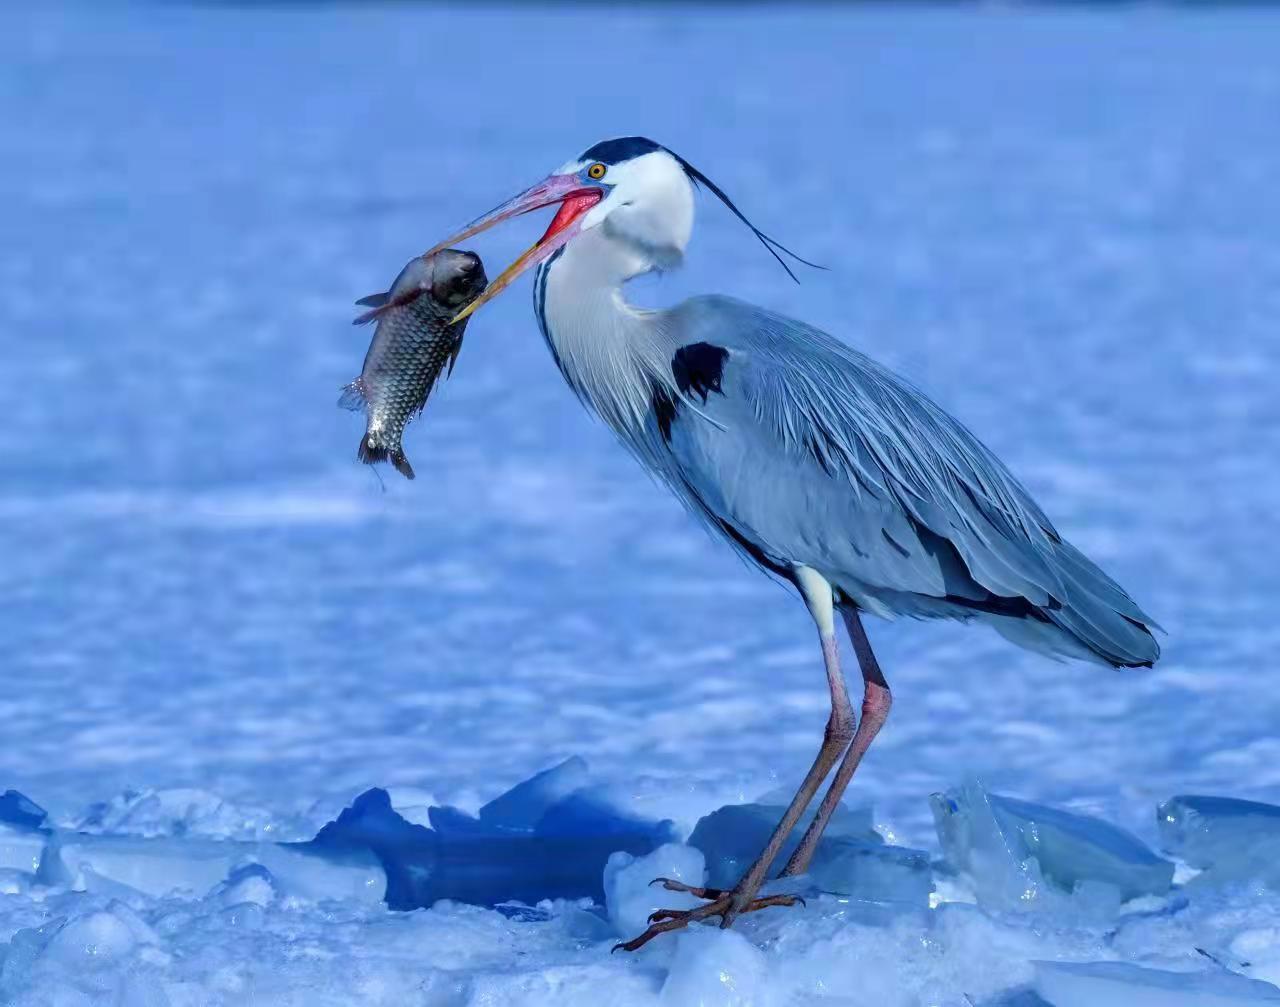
[612,890,804,952]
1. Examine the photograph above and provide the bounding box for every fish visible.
[339,249,487,480]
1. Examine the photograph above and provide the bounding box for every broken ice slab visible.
[477,756,590,831]
[604,843,706,937]
[1157,796,1280,885]
[0,826,47,876]
[1033,961,1280,1006]
[689,802,878,889]
[931,782,1173,908]
[0,791,49,832]
[42,832,384,904]
[75,787,283,841]
[687,801,930,905]
[808,836,933,904]
[0,791,52,879]
[312,773,676,910]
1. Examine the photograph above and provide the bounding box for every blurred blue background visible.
[3,3,1279,845]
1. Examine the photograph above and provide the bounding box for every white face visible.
[555,150,696,266]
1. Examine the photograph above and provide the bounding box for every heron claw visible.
[615,893,804,952]
[648,877,725,899]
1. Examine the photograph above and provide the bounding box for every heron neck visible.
[534,229,673,436]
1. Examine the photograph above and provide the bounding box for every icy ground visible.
[4,3,1280,1004]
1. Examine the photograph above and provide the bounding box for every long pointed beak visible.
[423,174,604,324]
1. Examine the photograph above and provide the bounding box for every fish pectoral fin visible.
[446,336,465,377]
[352,287,425,325]
[337,378,369,411]
[352,291,390,325]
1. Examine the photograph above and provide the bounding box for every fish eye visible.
[586,162,607,181]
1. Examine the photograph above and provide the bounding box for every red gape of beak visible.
[423,174,604,324]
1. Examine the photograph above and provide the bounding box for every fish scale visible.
[339,250,487,479]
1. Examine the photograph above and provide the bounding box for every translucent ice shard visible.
[477,757,591,832]
[688,802,879,890]
[1157,795,1280,885]
[808,836,933,905]
[686,800,930,905]
[931,781,1172,909]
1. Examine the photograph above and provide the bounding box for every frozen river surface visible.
[3,4,1280,1004]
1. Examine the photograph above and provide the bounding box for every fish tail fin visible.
[356,433,387,467]
[390,448,415,481]
[356,434,415,481]
[338,378,369,411]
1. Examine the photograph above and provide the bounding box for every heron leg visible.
[615,568,853,952]
[779,606,892,878]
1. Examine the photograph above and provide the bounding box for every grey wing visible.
[652,295,1159,668]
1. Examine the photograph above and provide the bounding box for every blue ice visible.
[688,800,932,905]
[931,781,1173,908]
[312,758,676,908]
[1158,795,1280,885]
[1034,961,1280,1007]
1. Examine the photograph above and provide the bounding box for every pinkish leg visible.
[781,606,892,877]
[615,568,851,951]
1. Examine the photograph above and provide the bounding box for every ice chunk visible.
[603,843,705,938]
[309,788,438,909]
[0,791,51,878]
[0,868,31,895]
[1034,961,1280,1006]
[45,911,137,964]
[312,783,673,909]
[1157,795,1280,884]
[0,790,48,831]
[257,843,384,904]
[426,804,489,834]
[0,824,47,875]
[688,801,879,890]
[76,787,281,841]
[385,786,438,828]
[808,836,933,905]
[477,757,590,831]
[48,833,242,898]
[660,928,767,1006]
[931,782,1172,909]
[686,800,927,904]
[45,831,384,904]
[212,863,276,908]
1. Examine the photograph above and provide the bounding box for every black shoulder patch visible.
[672,343,729,403]
[579,136,664,165]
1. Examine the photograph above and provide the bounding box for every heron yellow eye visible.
[586,162,607,181]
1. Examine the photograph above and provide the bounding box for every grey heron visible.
[425,136,1160,951]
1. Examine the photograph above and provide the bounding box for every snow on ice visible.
[0,760,1279,1004]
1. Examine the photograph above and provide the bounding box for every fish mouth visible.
[429,248,489,308]
[422,174,605,324]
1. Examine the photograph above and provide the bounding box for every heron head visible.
[428,136,818,323]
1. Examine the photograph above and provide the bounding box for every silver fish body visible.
[339,249,486,479]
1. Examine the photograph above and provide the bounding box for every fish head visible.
[427,249,488,309]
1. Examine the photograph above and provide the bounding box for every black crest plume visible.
[578,137,826,283]
[671,153,825,283]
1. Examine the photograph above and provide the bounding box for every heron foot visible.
[612,886,804,953]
